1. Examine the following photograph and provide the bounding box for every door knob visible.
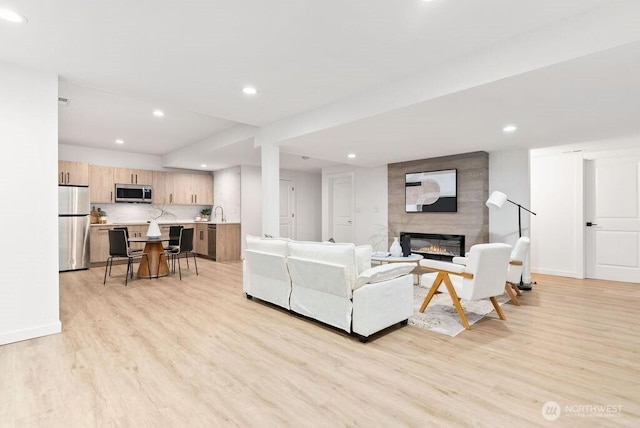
[586,222,598,226]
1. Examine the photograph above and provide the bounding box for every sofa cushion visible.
[356,262,415,289]
[246,235,290,257]
[288,241,357,287]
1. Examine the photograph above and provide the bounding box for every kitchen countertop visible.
[90,221,239,226]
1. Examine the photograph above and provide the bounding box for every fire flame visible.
[417,245,455,256]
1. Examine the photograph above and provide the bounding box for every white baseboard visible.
[0,321,62,346]
[530,267,582,279]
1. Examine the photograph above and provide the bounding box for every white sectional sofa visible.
[243,235,415,342]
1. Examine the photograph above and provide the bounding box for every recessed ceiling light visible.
[0,8,27,23]
[348,153,357,159]
[153,110,165,117]
[115,139,124,145]
[503,125,518,133]
[242,87,257,95]
[200,164,207,168]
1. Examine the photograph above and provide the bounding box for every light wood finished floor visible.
[1,260,639,427]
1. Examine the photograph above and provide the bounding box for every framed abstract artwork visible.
[405,169,457,213]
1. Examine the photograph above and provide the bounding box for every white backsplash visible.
[93,204,210,223]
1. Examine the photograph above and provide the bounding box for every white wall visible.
[0,63,60,345]
[488,149,532,282]
[240,165,262,252]
[321,165,388,251]
[280,170,322,241]
[530,151,584,278]
[488,149,531,243]
[530,136,640,280]
[239,165,322,254]
[213,166,241,223]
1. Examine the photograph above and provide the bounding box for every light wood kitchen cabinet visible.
[172,173,213,205]
[152,171,214,205]
[195,223,208,255]
[91,224,148,263]
[192,174,214,205]
[58,161,89,185]
[152,171,174,204]
[172,173,194,205]
[89,165,115,203]
[114,168,153,185]
[127,225,147,252]
[159,223,195,244]
[90,225,113,263]
[213,223,241,261]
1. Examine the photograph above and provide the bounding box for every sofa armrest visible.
[355,262,415,289]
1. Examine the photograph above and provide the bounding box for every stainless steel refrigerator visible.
[59,185,91,271]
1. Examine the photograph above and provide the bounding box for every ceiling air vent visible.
[58,97,69,106]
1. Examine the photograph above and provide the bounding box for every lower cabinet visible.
[214,224,241,262]
[127,225,147,252]
[90,225,113,264]
[90,222,238,265]
[195,223,208,256]
[159,223,195,250]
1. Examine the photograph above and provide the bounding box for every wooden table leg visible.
[137,242,170,278]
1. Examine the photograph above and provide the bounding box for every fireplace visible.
[400,232,465,262]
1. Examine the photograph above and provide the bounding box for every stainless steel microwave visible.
[115,183,152,203]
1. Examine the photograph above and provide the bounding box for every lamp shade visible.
[486,191,508,209]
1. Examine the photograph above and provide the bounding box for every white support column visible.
[261,141,280,237]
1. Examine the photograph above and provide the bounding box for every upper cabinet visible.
[114,168,153,185]
[152,171,174,204]
[153,172,213,205]
[58,161,89,185]
[84,164,212,205]
[192,174,214,205]
[174,173,213,205]
[89,165,115,203]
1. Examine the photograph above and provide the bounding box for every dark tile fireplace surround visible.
[399,232,465,262]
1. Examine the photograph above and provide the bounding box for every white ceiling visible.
[1,0,638,171]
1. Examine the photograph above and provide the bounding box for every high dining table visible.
[128,235,171,278]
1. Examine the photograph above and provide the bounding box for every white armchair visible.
[418,243,512,330]
[504,237,530,305]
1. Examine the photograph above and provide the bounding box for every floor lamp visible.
[486,190,537,290]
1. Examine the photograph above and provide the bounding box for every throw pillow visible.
[355,262,415,289]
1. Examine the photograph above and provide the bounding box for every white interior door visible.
[279,179,295,239]
[585,157,640,283]
[328,174,354,243]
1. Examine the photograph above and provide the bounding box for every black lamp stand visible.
[507,199,537,290]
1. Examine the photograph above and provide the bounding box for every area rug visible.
[408,285,509,337]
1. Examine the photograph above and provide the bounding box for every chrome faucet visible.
[213,205,225,222]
